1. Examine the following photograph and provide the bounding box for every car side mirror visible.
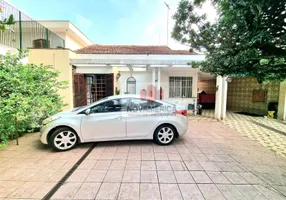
[85,108,91,115]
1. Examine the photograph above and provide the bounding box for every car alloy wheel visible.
[51,128,77,151]
[154,125,175,145]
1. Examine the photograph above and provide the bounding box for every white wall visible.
[119,68,198,109]
[0,44,17,55]
[65,34,85,50]
[75,66,113,74]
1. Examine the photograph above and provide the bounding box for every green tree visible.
[172,0,286,83]
[0,7,15,31]
[0,51,67,145]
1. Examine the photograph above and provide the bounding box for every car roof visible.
[105,95,173,105]
[107,94,144,99]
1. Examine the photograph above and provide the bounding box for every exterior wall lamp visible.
[116,72,121,80]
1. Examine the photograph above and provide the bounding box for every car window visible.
[90,98,129,114]
[128,98,162,111]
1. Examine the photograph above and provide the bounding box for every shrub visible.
[0,51,67,145]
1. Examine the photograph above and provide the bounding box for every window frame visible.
[88,98,129,114]
[128,98,162,111]
[169,76,193,98]
[126,76,136,94]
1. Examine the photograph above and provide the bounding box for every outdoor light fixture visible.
[116,72,121,80]
[226,76,232,82]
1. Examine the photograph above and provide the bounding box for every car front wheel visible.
[50,127,78,151]
[154,125,175,145]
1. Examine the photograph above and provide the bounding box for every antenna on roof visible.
[164,2,170,46]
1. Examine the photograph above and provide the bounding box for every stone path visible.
[189,110,286,157]
[0,121,285,199]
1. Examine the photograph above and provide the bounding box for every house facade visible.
[70,45,209,110]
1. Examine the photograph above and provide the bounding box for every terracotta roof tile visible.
[75,45,197,55]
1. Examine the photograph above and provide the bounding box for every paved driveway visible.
[0,121,286,200]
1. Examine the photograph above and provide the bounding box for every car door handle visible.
[116,116,123,120]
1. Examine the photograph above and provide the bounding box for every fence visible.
[0,0,65,50]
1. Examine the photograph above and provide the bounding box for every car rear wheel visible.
[154,124,175,145]
[50,127,78,151]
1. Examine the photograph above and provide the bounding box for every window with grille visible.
[33,39,50,48]
[169,77,193,98]
[126,76,136,94]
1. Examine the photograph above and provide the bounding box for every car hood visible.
[54,110,76,117]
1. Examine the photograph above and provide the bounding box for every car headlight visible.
[42,116,61,125]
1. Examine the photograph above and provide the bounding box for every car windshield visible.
[72,97,110,112]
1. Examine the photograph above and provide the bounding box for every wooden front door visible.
[73,73,87,107]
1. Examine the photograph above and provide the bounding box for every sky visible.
[7,0,216,50]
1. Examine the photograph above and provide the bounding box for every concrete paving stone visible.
[77,160,97,170]
[113,152,128,160]
[118,183,139,200]
[273,185,286,196]
[184,160,203,171]
[174,171,195,183]
[179,153,196,161]
[217,184,247,200]
[109,160,126,170]
[50,182,82,200]
[198,184,226,200]
[179,184,204,200]
[142,152,155,160]
[207,172,231,184]
[199,161,220,171]
[0,168,24,181]
[93,160,112,170]
[141,145,153,153]
[254,185,286,200]
[140,183,161,200]
[167,153,182,161]
[0,181,25,198]
[238,172,264,184]
[8,181,44,199]
[164,146,179,153]
[170,161,188,171]
[235,185,268,200]
[157,171,177,183]
[99,152,115,160]
[190,171,213,183]
[125,160,141,170]
[10,168,41,181]
[193,153,209,162]
[154,153,169,160]
[85,170,107,182]
[30,182,55,199]
[222,172,248,184]
[103,170,124,182]
[160,184,183,200]
[140,170,158,183]
[48,169,69,182]
[156,161,172,170]
[141,161,156,170]
[73,182,101,200]
[128,152,141,160]
[122,170,140,182]
[66,169,91,182]
[96,182,120,200]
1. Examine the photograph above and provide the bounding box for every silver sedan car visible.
[40,95,189,151]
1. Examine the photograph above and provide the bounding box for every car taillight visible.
[175,109,187,116]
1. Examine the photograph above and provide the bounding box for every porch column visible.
[152,68,156,99]
[214,75,223,119]
[221,76,228,119]
[278,81,286,120]
[157,68,161,99]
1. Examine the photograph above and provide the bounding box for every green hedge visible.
[0,51,67,145]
